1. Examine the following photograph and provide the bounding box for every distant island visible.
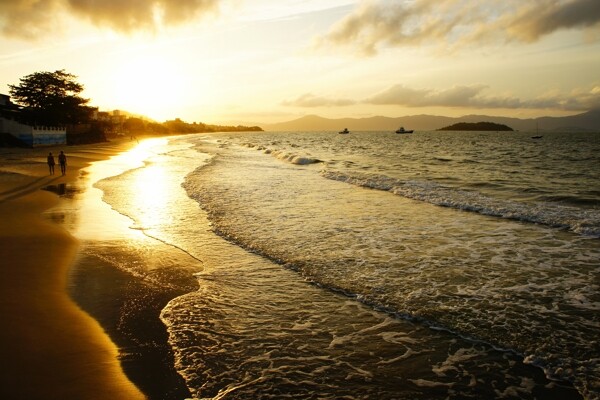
[438,122,513,131]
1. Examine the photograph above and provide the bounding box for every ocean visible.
[76,131,599,399]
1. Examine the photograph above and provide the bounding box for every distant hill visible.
[439,122,513,131]
[262,110,600,132]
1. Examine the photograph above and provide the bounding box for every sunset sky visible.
[1,0,599,124]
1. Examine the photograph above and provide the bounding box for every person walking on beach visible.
[58,151,67,175]
[47,152,55,175]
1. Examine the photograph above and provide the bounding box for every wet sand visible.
[0,141,147,399]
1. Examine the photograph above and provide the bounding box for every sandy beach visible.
[0,140,147,399]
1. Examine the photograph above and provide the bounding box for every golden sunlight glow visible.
[1,1,595,124]
[126,138,173,229]
[123,138,169,164]
[132,164,170,229]
[111,56,187,120]
[70,139,167,240]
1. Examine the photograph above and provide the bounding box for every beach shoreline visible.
[0,139,157,399]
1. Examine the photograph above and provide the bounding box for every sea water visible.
[92,131,599,399]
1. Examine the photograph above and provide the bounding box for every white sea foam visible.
[271,149,322,165]
[408,379,453,388]
[321,170,600,237]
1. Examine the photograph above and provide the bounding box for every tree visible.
[8,70,93,126]
[123,117,146,134]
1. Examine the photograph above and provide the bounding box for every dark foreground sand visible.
[0,141,148,400]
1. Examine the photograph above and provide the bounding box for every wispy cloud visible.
[315,0,600,55]
[0,0,219,39]
[282,93,356,107]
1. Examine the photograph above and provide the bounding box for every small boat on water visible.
[339,128,350,134]
[395,127,413,134]
[531,121,542,139]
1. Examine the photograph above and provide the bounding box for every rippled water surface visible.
[95,131,599,399]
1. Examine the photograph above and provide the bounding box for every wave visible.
[322,170,600,237]
[270,149,322,165]
[537,194,600,207]
[242,143,323,165]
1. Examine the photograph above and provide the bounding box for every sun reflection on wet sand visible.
[56,137,198,399]
[129,162,172,231]
[67,138,168,241]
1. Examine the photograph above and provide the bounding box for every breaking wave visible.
[322,170,600,237]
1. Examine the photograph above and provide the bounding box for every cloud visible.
[366,84,523,108]
[315,0,600,55]
[282,93,356,107]
[0,0,219,39]
[365,83,600,111]
[504,0,600,42]
[0,0,62,39]
[282,83,600,112]
[559,85,600,110]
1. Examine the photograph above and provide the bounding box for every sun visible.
[111,55,187,120]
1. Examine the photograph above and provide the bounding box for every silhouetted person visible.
[58,151,67,175]
[47,152,55,175]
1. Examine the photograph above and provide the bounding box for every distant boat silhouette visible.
[531,120,542,138]
[395,127,413,134]
[339,128,350,134]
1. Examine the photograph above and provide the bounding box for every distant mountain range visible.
[261,109,600,132]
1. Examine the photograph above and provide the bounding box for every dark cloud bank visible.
[316,0,600,55]
[0,0,218,39]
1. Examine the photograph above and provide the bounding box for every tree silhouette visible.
[9,70,93,126]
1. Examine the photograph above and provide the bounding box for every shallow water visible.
[87,131,598,399]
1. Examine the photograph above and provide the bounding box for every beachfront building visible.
[0,118,66,146]
[89,108,127,136]
[0,93,67,147]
